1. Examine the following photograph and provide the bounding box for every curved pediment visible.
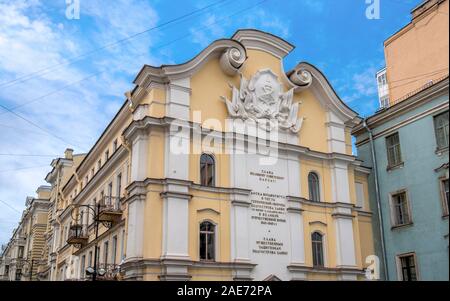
[132,29,361,129]
[288,62,361,126]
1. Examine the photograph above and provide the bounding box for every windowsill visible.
[435,147,449,156]
[199,259,216,263]
[387,162,404,172]
[391,222,413,231]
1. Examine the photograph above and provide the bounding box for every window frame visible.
[80,255,86,279]
[200,153,216,187]
[15,269,22,281]
[308,172,321,203]
[311,231,325,268]
[103,241,109,265]
[112,235,118,264]
[396,252,419,281]
[440,177,449,217]
[385,132,403,169]
[199,220,216,262]
[389,189,413,228]
[433,111,449,151]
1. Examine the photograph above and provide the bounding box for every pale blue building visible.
[353,77,448,280]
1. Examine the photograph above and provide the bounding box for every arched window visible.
[311,232,324,267]
[199,221,215,261]
[308,172,320,202]
[200,154,215,187]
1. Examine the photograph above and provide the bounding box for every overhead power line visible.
[0,154,58,157]
[0,199,22,214]
[0,164,50,173]
[0,0,271,144]
[387,68,449,84]
[0,102,85,151]
[0,0,233,90]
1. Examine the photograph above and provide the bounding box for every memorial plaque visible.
[247,154,291,280]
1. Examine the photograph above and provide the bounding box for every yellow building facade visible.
[2,30,375,281]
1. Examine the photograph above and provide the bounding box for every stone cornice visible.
[123,116,361,165]
[125,177,252,201]
[68,146,128,205]
[352,77,449,137]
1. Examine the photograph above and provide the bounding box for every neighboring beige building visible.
[36,149,86,281]
[0,186,51,281]
[377,0,449,107]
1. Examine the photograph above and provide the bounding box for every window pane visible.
[312,232,324,267]
[434,112,449,149]
[199,232,206,260]
[207,233,215,260]
[200,154,215,187]
[308,173,320,202]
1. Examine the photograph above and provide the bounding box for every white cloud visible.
[0,0,161,245]
[188,6,291,48]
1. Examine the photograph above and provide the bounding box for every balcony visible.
[98,196,122,224]
[67,224,88,246]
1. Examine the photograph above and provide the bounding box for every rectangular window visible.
[91,168,94,178]
[80,255,86,278]
[112,236,118,264]
[85,175,88,186]
[103,241,109,265]
[88,251,93,268]
[398,254,418,281]
[355,182,365,209]
[434,111,449,150]
[97,246,101,265]
[386,133,403,168]
[107,182,113,198]
[97,159,102,171]
[391,191,412,226]
[17,246,24,258]
[113,139,118,152]
[120,229,125,262]
[441,178,449,216]
[15,269,22,281]
[105,150,110,162]
[5,265,9,276]
[116,173,122,198]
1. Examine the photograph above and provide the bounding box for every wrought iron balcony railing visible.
[95,263,122,281]
[98,196,122,224]
[67,224,88,246]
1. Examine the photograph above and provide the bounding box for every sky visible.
[0,0,423,246]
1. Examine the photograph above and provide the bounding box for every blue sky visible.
[0,0,422,245]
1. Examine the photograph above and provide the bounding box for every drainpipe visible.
[362,118,389,281]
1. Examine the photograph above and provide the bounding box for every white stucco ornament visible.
[221,69,304,133]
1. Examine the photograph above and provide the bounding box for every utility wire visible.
[0,0,271,139]
[0,154,58,157]
[0,199,22,214]
[0,123,55,137]
[0,72,101,117]
[0,102,85,151]
[0,164,49,173]
[0,0,233,90]
[387,68,448,84]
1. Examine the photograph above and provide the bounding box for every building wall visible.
[384,0,449,104]
[355,91,449,280]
